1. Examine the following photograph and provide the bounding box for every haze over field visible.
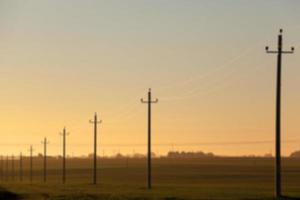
[0,0,300,156]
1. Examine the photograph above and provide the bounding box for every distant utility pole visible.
[19,152,23,182]
[265,29,295,198]
[0,156,3,181]
[141,88,158,189]
[29,145,34,183]
[89,113,102,185]
[60,127,69,184]
[5,155,8,182]
[11,155,14,181]
[41,137,49,183]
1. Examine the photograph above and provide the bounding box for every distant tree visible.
[167,151,214,158]
[115,153,124,158]
[290,150,300,158]
[264,153,273,158]
[132,153,145,158]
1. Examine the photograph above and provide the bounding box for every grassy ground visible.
[1,157,300,200]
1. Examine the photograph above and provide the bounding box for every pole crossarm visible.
[41,138,50,145]
[141,89,159,104]
[59,128,70,137]
[265,29,295,54]
[89,113,102,124]
[141,99,159,103]
[266,49,294,54]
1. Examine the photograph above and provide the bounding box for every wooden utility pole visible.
[5,155,9,181]
[5,155,9,182]
[60,127,69,184]
[19,152,23,182]
[265,29,294,198]
[11,155,14,181]
[42,137,49,183]
[29,146,34,184]
[0,156,3,181]
[89,113,102,185]
[141,88,158,189]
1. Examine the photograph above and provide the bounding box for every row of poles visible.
[0,138,60,183]
[0,153,25,182]
[0,30,295,199]
[0,88,158,188]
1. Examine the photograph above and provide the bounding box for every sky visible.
[0,0,300,157]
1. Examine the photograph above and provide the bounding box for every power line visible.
[1,139,300,148]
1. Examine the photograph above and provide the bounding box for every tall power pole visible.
[265,29,295,198]
[11,155,14,181]
[141,88,158,189]
[60,127,69,184]
[29,145,34,183]
[42,137,49,183]
[19,152,23,182]
[89,113,102,185]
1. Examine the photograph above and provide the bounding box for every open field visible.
[1,157,300,200]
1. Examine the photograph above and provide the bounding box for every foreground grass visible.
[0,182,276,200]
[1,157,300,200]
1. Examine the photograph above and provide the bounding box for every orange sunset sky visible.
[0,0,300,156]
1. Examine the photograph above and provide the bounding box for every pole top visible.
[149,88,151,92]
[279,29,283,34]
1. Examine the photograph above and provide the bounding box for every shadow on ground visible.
[0,187,19,200]
[281,196,300,200]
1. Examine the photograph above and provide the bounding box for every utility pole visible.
[89,113,102,185]
[41,137,49,183]
[60,127,69,184]
[265,29,295,198]
[5,155,8,182]
[19,152,23,182]
[11,155,14,181]
[29,145,34,184]
[0,156,3,181]
[141,88,158,189]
